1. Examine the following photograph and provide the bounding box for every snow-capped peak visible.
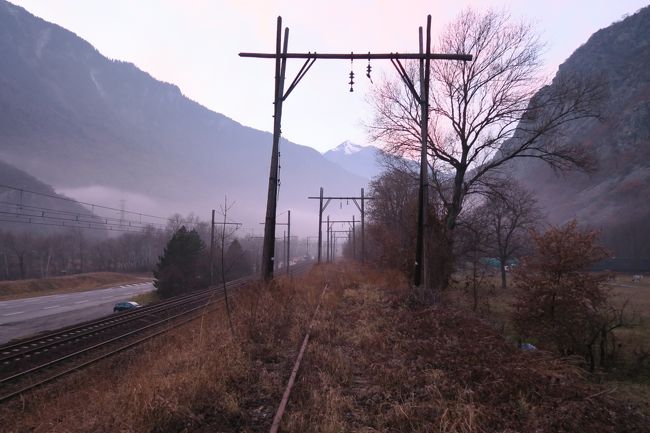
[331,140,364,155]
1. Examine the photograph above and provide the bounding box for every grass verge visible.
[0,272,151,301]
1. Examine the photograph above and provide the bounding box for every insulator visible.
[349,54,355,92]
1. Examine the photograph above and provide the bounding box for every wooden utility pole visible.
[286,210,291,275]
[261,17,289,282]
[283,230,287,271]
[210,208,241,287]
[414,18,432,288]
[309,188,373,264]
[326,215,330,262]
[260,209,291,274]
[317,187,323,263]
[210,209,215,286]
[329,230,351,261]
[352,214,356,260]
[361,188,365,265]
[326,219,356,260]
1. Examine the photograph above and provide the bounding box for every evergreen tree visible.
[153,226,207,298]
[225,239,252,279]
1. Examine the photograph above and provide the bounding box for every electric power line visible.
[0,184,206,234]
[0,183,195,224]
[0,208,164,231]
[0,201,168,229]
[0,216,156,234]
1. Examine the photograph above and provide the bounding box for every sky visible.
[11,0,649,154]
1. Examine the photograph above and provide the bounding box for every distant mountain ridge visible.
[0,159,101,236]
[505,6,650,262]
[0,0,368,234]
[323,141,385,180]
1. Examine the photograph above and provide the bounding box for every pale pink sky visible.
[12,0,649,152]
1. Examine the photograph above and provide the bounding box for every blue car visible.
[113,301,140,312]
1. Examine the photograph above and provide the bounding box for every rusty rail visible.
[269,282,329,433]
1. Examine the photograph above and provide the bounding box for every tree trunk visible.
[500,262,507,290]
[221,212,235,338]
[44,248,52,278]
[427,226,454,292]
[599,327,607,369]
[472,250,479,311]
[3,253,9,279]
[18,253,25,279]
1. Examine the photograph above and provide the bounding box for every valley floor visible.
[1,264,647,432]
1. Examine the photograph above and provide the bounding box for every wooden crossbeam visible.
[240,52,472,61]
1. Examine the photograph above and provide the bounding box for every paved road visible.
[0,282,155,344]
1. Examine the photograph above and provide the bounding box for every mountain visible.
[0,0,368,235]
[505,6,650,267]
[323,141,386,180]
[0,159,102,236]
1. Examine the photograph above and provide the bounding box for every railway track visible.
[0,261,313,403]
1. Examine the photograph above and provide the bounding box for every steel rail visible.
[0,298,227,403]
[1,296,225,385]
[0,261,314,403]
[0,275,256,362]
[0,286,218,363]
[269,281,329,433]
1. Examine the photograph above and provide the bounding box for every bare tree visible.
[455,206,493,311]
[370,9,602,289]
[4,232,33,279]
[166,213,185,234]
[218,197,238,337]
[484,181,542,289]
[365,167,418,274]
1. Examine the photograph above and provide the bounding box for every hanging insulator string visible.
[349,52,355,92]
[366,52,373,83]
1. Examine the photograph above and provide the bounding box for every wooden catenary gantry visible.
[240,16,472,287]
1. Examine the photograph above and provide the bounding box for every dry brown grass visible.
[282,266,649,433]
[0,272,151,301]
[2,264,647,432]
[447,270,650,415]
[0,265,341,432]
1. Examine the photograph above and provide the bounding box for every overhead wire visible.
[0,184,203,234]
[0,200,168,229]
[0,184,196,224]
[0,209,159,231]
[0,217,153,234]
